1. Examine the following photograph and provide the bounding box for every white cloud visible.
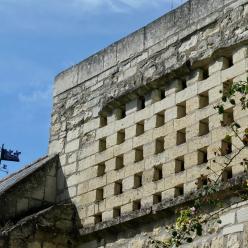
[18,86,52,104]
[0,0,187,14]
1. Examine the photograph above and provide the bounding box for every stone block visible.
[106,133,118,148]
[105,195,122,209]
[102,209,116,221]
[123,175,141,191]
[184,180,197,195]
[186,69,204,86]
[65,139,80,153]
[88,175,107,191]
[237,207,248,223]
[77,181,89,195]
[162,188,175,201]
[144,115,158,131]
[114,139,132,157]
[48,139,64,155]
[124,150,136,165]
[186,96,200,114]
[209,57,229,75]
[66,128,79,142]
[197,72,221,94]
[125,125,137,139]
[143,142,156,158]
[223,224,244,235]
[176,84,197,103]
[208,85,222,104]
[134,105,153,123]
[104,183,120,198]
[84,216,97,226]
[187,134,211,153]
[164,132,177,149]
[126,98,142,115]
[165,79,184,96]
[186,123,199,140]
[78,155,95,171]
[142,168,156,184]
[141,195,155,208]
[133,130,153,148]
[219,212,236,227]
[233,46,248,63]
[121,202,135,215]
[124,160,144,177]
[162,161,176,177]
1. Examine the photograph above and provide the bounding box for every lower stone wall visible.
[1,200,247,247]
[77,199,248,248]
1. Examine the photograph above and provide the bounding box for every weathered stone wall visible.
[77,199,248,248]
[0,204,76,248]
[0,157,57,225]
[48,0,248,247]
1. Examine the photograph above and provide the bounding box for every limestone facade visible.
[1,0,248,247]
[50,0,248,231]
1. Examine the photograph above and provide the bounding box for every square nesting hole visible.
[99,138,107,152]
[113,207,121,218]
[134,146,144,162]
[222,167,233,182]
[221,139,232,156]
[136,120,144,136]
[96,188,104,202]
[116,155,124,170]
[134,173,143,189]
[181,79,187,90]
[155,112,165,128]
[175,156,185,173]
[197,147,208,165]
[117,129,125,144]
[176,128,186,145]
[199,91,209,109]
[222,108,234,126]
[155,137,165,154]
[177,101,186,119]
[153,192,162,204]
[97,163,105,177]
[153,165,163,181]
[116,108,126,120]
[114,181,123,195]
[197,176,208,189]
[223,80,233,97]
[133,199,141,210]
[199,118,209,136]
[137,96,146,111]
[99,114,107,127]
[94,213,102,224]
[175,184,184,197]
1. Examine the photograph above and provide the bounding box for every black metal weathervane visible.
[0,144,21,174]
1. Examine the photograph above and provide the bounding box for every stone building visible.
[1,0,248,247]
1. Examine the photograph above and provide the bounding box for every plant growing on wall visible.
[149,79,248,247]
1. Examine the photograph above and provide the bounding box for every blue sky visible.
[0,0,185,177]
